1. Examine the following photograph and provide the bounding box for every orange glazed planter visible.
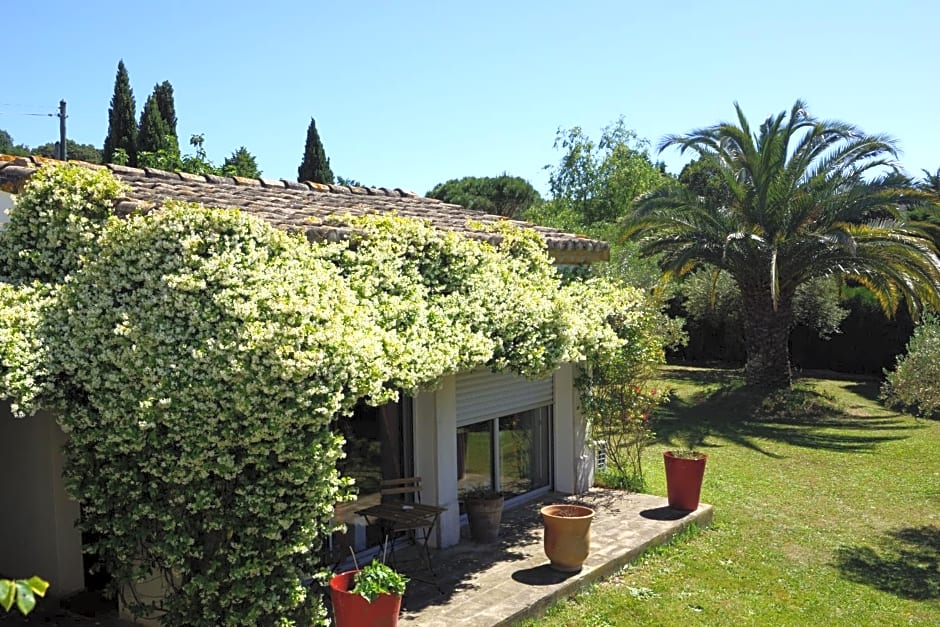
[663,450,707,510]
[540,504,595,572]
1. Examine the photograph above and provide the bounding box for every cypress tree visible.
[137,94,173,156]
[297,117,334,184]
[102,60,138,165]
[153,81,179,153]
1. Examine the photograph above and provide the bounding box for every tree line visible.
[425,105,940,388]
[1,60,340,184]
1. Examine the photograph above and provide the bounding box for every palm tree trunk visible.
[741,290,792,388]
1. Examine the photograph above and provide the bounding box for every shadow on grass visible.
[834,526,940,600]
[839,379,883,403]
[654,367,919,457]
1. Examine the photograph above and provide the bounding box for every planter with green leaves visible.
[329,560,408,627]
[663,450,707,510]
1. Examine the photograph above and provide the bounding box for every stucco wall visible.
[0,190,13,224]
[0,404,84,595]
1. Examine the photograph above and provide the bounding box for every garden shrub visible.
[575,279,684,490]
[881,315,940,417]
[0,164,659,625]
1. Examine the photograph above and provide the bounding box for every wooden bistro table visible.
[357,501,447,575]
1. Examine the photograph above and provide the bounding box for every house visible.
[0,155,609,597]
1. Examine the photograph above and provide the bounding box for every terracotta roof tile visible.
[0,155,609,263]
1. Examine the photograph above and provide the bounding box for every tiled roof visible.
[0,155,609,264]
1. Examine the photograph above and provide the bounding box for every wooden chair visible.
[357,477,445,575]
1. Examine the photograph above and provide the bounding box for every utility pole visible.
[58,100,67,161]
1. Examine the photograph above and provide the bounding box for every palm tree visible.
[626,100,940,388]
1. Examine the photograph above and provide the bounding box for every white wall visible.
[0,405,84,595]
[412,376,460,548]
[553,363,594,494]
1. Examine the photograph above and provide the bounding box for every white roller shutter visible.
[455,369,553,426]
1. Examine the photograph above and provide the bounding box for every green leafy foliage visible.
[138,134,257,179]
[539,117,670,228]
[427,174,541,218]
[351,561,408,602]
[297,117,334,184]
[0,164,655,625]
[222,147,262,178]
[576,280,683,490]
[30,140,102,163]
[0,576,49,616]
[881,315,940,417]
[102,60,138,165]
[679,269,848,339]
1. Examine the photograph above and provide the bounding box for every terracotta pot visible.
[466,495,504,543]
[329,570,402,627]
[663,451,707,510]
[540,504,595,572]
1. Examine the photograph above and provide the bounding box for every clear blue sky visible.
[3,1,937,195]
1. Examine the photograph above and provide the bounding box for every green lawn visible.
[522,366,940,626]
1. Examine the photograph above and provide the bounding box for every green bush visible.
[577,280,684,490]
[881,315,940,417]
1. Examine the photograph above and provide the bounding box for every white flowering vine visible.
[0,164,662,625]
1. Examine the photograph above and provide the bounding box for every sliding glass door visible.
[457,405,552,502]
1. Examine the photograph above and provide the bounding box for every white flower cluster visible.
[0,164,658,625]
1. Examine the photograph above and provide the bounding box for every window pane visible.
[333,400,411,556]
[499,407,551,498]
[457,421,494,494]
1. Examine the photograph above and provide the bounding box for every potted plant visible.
[663,449,707,510]
[329,559,408,627]
[461,487,504,543]
[540,504,595,572]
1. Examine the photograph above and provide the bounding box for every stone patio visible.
[0,489,711,626]
[394,488,714,626]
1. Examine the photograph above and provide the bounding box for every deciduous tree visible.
[30,140,102,163]
[542,117,670,227]
[427,174,541,219]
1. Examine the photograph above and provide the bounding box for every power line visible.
[0,111,55,117]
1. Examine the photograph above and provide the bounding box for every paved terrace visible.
[0,489,711,626]
[396,488,714,626]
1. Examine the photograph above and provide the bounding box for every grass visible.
[521,366,940,626]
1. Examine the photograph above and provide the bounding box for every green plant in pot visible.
[461,486,504,543]
[329,559,408,627]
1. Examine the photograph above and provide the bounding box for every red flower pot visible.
[329,570,402,627]
[663,451,707,510]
